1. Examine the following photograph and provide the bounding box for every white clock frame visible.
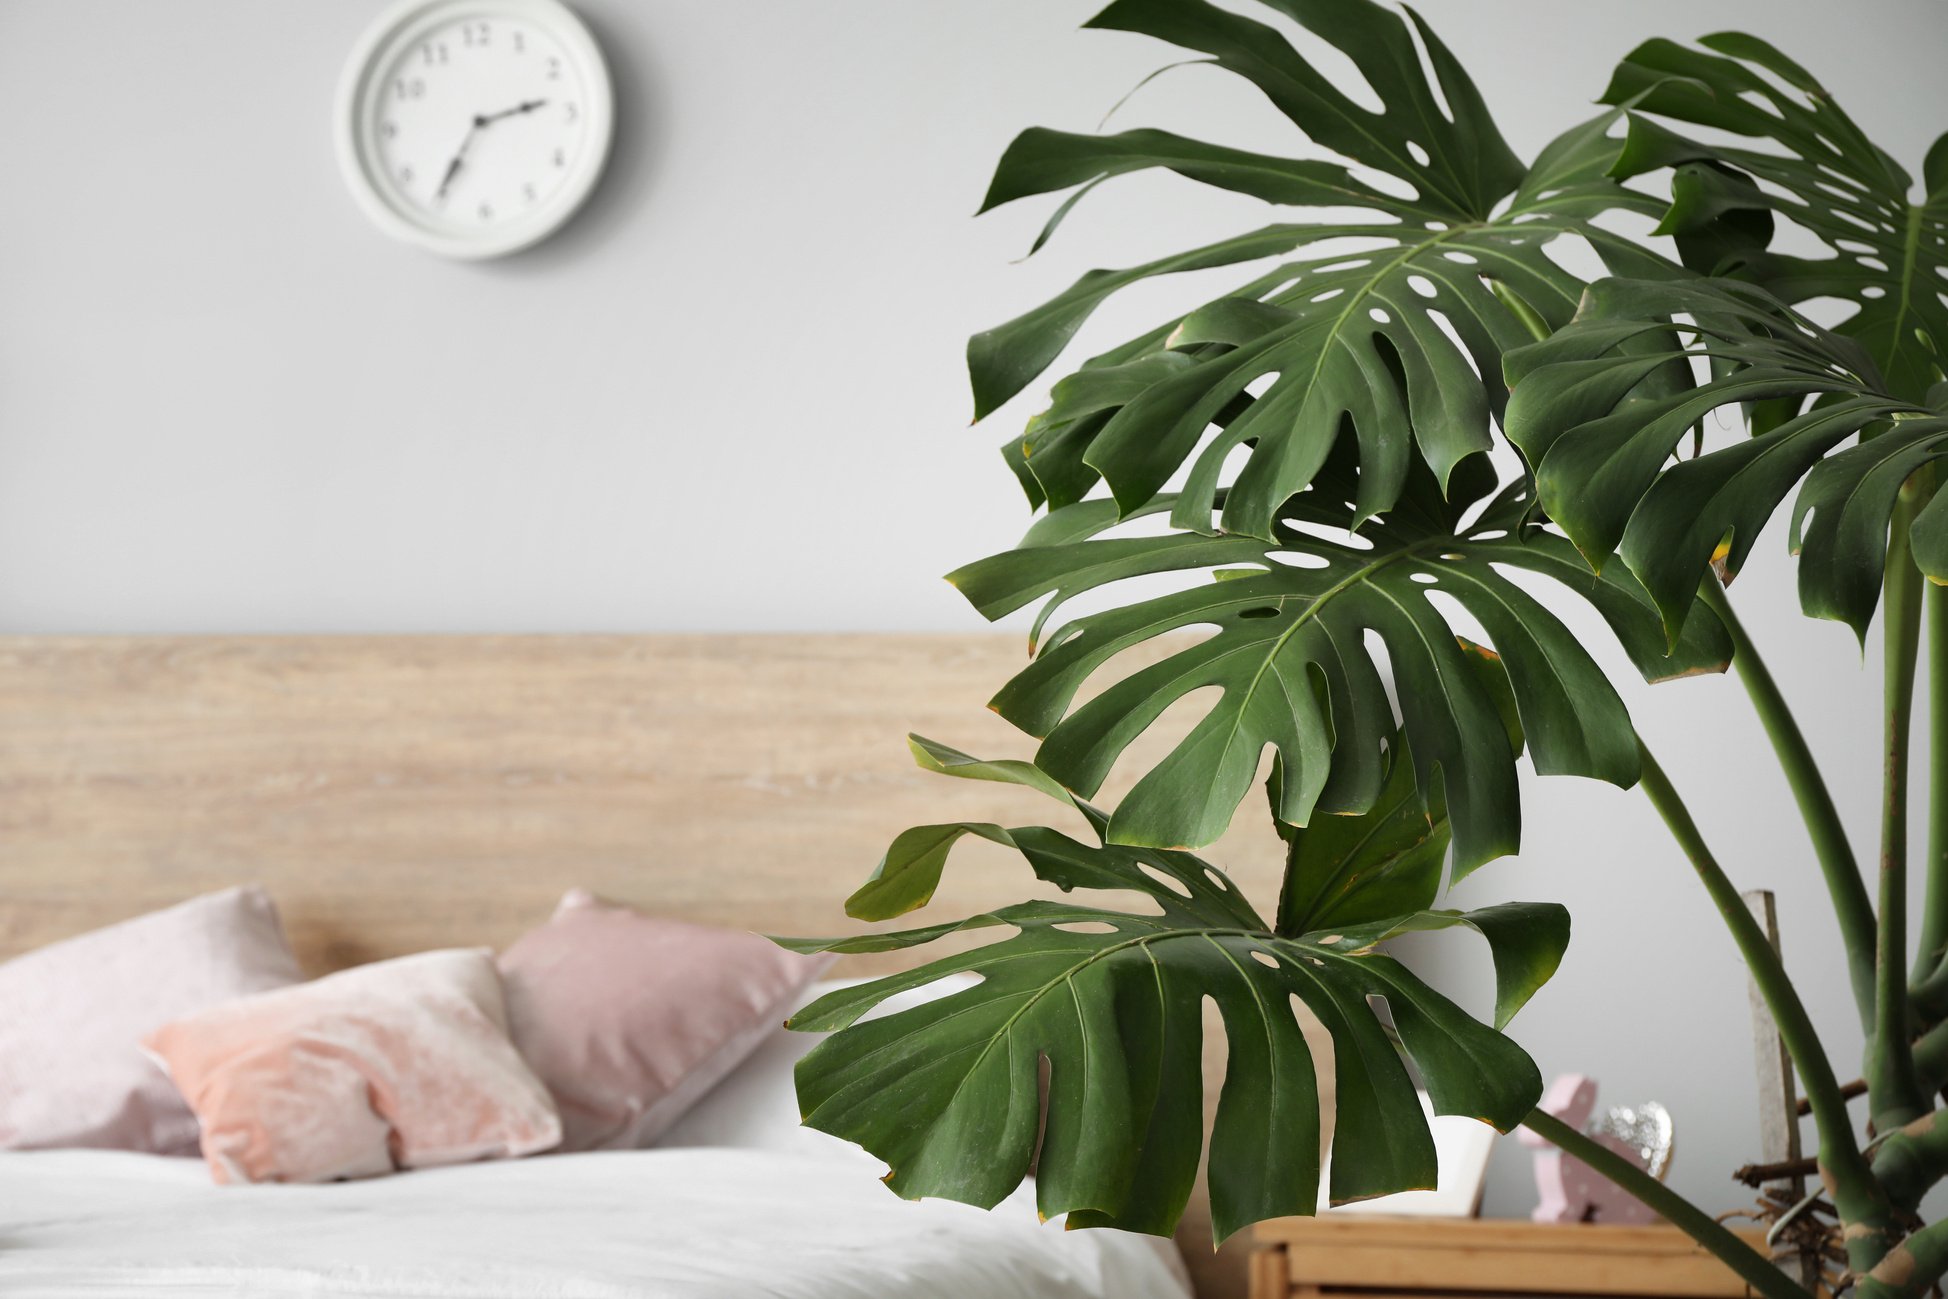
[335,0,615,260]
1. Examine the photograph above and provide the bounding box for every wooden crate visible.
[1250,1217,1772,1299]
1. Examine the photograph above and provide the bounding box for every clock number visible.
[399,165,415,186]
[512,31,526,54]
[478,201,494,221]
[461,21,490,46]
[381,120,398,139]
[553,146,567,168]
[563,102,578,124]
[393,76,425,100]
[546,56,562,80]
[420,41,448,66]
[523,182,538,203]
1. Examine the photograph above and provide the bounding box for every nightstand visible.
[1249,1216,1772,1298]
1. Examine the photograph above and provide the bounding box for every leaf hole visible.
[1368,307,1391,324]
[1405,140,1431,166]
[1423,308,1479,382]
[1137,862,1194,898]
[1283,518,1373,551]
[1344,164,1420,203]
[1051,921,1119,935]
[1406,274,1437,299]
[1818,164,1871,194]
[1239,605,1281,619]
[1249,949,1279,969]
[1266,549,1331,570]
[1734,89,1786,119]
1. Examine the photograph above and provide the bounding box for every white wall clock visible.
[336,0,614,259]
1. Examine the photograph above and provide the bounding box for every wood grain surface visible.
[0,634,1285,970]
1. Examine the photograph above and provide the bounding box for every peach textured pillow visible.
[498,889,830,1153]
[145,948,561,1184]
[0,885,303,1155]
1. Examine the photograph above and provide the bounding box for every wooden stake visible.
[1743,889,1822,1291]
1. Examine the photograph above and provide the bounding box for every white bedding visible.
[0,1146,1191,1299]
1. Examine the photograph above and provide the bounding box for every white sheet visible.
[0,1147,1191,1299]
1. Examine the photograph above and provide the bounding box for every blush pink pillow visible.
[0,885,303,1155]
[144,948,561,1184]
[498,889,830,1153]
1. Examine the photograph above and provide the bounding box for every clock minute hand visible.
[434,101,548,201]
[478,98,549,126]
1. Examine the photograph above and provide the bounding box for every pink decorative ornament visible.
[1519,1074,1670,1225]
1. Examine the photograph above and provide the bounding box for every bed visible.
[0,1147,1188,1299]
[0,635,1279,1298]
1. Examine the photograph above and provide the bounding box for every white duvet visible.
[0,1146,1191,1299]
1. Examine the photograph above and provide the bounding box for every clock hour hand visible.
[433,101,549,201]
[434,121,478,201]
[435,150,467,199]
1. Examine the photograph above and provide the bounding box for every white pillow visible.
[655,972,979,1157]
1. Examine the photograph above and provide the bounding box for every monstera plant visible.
[778,2,1948,1294]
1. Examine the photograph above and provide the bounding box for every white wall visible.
[2,0,1943,1222]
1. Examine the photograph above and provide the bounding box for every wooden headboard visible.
[0,634,1288,1296]
[0,634,1283,969]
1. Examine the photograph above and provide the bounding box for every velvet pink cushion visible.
[145,948,561,1184]
[499,889,830,1152]
[0,885,303,1154]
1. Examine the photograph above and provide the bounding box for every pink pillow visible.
[498,889,830,1152]
[0,885,302,1154]
[145,948,561,1184]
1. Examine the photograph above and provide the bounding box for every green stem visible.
[1915,582,1948,993]
[1489,280,1551,344]
[1521,1109,1811,1299]
[1636,739,1894,1269]
[1700,579,1876,1031]
[1874,487,1928,1130]
[1857,1213,1948,1298]
[1871,1108,1948,1213]
[1914,1017,1948,1090]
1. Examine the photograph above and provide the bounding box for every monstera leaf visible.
[970,0,1673,539]
[949,446,1732,865]
[1600,32,1948,404]
[1504,277,1948,642]
[782,744,1567,1242]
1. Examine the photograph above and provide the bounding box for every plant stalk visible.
[1914,582,1948,998]
[1857,1213,1948,1299]
[1873,485,1928,1130]
[1521,1109,1811,1299]
[1700,579,1876,1030]
[1636,739,1894,1269]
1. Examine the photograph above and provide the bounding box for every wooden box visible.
[1250,1216,1772,1299]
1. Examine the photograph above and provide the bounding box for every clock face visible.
[338,0,613,258]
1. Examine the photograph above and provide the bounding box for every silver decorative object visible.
[1589,1101,1675,1181]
